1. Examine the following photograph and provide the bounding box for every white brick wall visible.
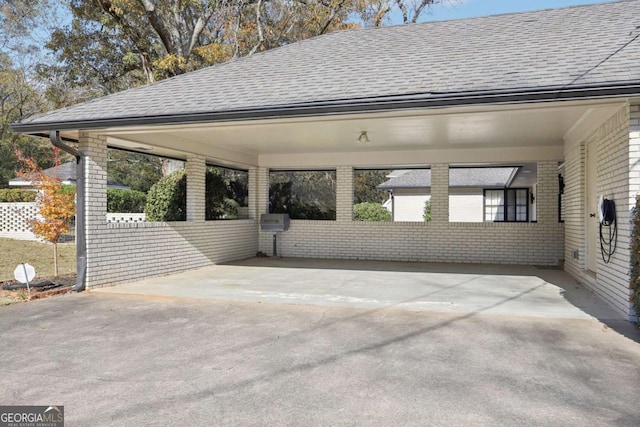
[79,134,258,288]
[259,162,564,266]
[563,143,585,278]
[336,167,353,222]
[186,155,206,222]
[564,103,637,319]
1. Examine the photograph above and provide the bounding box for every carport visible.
[94,258,620,320]
[10,1,640,320]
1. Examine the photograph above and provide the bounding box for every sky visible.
[417,0,619,22]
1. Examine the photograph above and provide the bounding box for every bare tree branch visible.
[188,1,219,57]
[396,0,409,24]
[412,0,433,23]
[248,0,264,56]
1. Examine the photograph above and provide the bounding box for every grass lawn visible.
[0,238,75,282]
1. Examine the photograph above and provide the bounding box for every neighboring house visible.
[10,0,640,319]
[9,161,129,190]
[378,166,537,223]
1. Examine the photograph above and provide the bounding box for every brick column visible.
[337,166,353,222]
[78,132,108,286]
[247,167,258,220]
[536,161,559,224]
[257,167,269,215]
[430,164,449,223]
[186,155,205,222]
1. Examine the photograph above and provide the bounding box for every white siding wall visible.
[392,190,430,222]
[259,163,564,266]
[80,134,258,288]
[449,188,484,222]
[564,103,638,319]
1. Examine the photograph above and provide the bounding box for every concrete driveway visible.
[0,291,639,426]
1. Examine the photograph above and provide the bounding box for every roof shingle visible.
[17,0,640,129]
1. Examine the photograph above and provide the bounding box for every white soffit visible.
[94,100,624,159]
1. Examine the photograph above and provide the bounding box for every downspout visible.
[50,131,86,292]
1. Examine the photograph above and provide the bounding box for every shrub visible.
[423,200,432,222]
[107,189,147,213]
[145,169,187,221]
[145,169,241,221]
[0,189,37,202]
[354,202,391,221]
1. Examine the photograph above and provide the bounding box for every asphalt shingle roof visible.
[377,167,517,189]
[16,0,640,130]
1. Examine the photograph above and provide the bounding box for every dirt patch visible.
[0,274,76,306]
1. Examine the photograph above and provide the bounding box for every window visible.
[484,188,529,222]
[205,165,249,220]
[269,170,336,220]
[449,164,537,223]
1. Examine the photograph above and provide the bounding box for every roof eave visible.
[11,82,640,134]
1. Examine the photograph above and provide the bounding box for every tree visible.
[107,149,165,193]
[269,170,337,220]
[0,54,64,187]
[15,149,76,276]
[354,169,391,204]
[40,0,455,92]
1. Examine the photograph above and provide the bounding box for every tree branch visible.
[97,0,156,82]
[187,0,219,58]
[395,0,409,24]
[248,0,264,56]
[412,0,433,23]
[319,0,346,35]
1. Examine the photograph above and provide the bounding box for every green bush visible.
[0,189,37,202]
[107,189,147,213]
[423,200,431,222]
[145,169,187,221]
[145,169,241,221]
[354,202,391,221]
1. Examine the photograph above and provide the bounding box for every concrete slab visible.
[94,258,621,320]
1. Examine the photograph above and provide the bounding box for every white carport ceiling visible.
[73,100,624,164]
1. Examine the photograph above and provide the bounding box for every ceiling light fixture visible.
[357,131,370,144]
